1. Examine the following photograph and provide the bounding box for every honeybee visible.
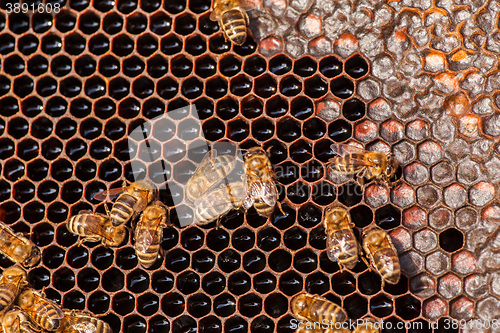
[94,181,157,227]
[67,212,127,247]
[328,144,399,186]
[17,289,64,331]
[134,201,169,268]
[56,310,111,333]
[0,266,27,314]
[242,147,282,218]
[186,153,238,204]
[210,0,255,45]
[362,226,401,285]
[290,292,347,326]
[0,222,40,268]
[2,307,39,333]
[353,318,380,333]
[194,181,247,225]
[324,206,359,270]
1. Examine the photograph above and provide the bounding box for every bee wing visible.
[134,227,155,253]
[240,0,257,10]
[91,188,123,202]
[73,322,98,333]
[326,232,340,263]
[242,195,255,210]
[257,182,277,207]
[331,143,368,156]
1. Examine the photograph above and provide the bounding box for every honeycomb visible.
[0,0,499,332]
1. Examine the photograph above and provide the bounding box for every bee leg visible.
[215,217,221,230]
[104,202,111,216]
[277,201,285,215]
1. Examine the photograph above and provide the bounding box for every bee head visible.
[325,206,348,224]
[385,157,399,179]
[290,293,309,314]
[362,227,386,247]
[24,247,41,268]
[2,311,20,330]
[2,266,27,281]
[18,290,35,308]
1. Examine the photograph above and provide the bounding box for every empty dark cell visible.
[331,76,354,99]
[199,316,222,333]
[350,204,373,228]
[344,294,368,319]
[137,293,160,316]
[84,76,106,98]
[252,118,274,142]
[279,75,301,96]
[217,249,240,273]
[67,246,89,268]
[395,295,420,320]
[294,249,317,273]
[150,12,171,35]
[113,292,136,315]
[264,293,287,318]
[243,250,266,273]
[149,316,170,333]
[75,159,96,181]
[227,272,252,295]
[227,119,249,142]
[268,249,292,273]
[276,118,301,142]
[97,55,119,77]
[305,271,330,295]
[160,34,182,55]
[0,97,18,117]
[187,293,211,318]
[206,228,229,251]
[117,0,137,13]
[79,118,102,140]
[0,138,14,159]
[4,159,25,181]
[28,267,50,289]
[216,98,238,120]
[63,290,85,310]
[63,138,86,160]
[9,13,29,33]
[79,12,100,34]
[42,245,65,269]
[64,33,85,55]
[206,76,228,98]
[233,38,257,56]
[290,140,312,163]
[175,13,196,35]
[59,76,82,98]
[231,228,254,251]
[56,224,78,248]
[331,271,356,296]
[87,291,110,314]
[89,34,111,55]
[55,12,76,32]
[156,77,178,100]
[312,181,336,206]
[23,201,45,223]
[185,34,206,56]
[338,182,363,207]
[13,76,34,97]
[328,119,352,142]
[152,270,174,293]
[287,181,310,204]
[100,13,122,35]
[37,76,58,97]
[37,180,58,202]
[439,228,464,252]
[358,271,382,295]
[98,158,121,181]
[111,34,133,56]
[116,247,139,270]
[21,96,43,118]
[225,316,248,333]
[194,55,216,78]
[375,204,401,229]
[53,267,76,291]
[18,34,38,55]
[244,55,266,77]
[0,33,15,55]
[345,54,369,79]
[202,271,226,295]
[164,248,190,272]
[217,54,241,77]
[171,55,193,77]
[303,118,326,140]
[192,249,215,273]
[4,55,24,75]
[254,74,277,98]
[78,268,100,292]
[370,294,393,318]
[47,202,69,223]
[181,77,203,99]
[214,293,236,317]
[180,227,204,251]
[293,56,317,77]
[124,316,147,333]
[137,34,158,56]
[343,98,366,121]
[305,75,328,98]
[147,56,168,79]
[269,54,292,75]
[32,222,54,246]
[279,271,303,296]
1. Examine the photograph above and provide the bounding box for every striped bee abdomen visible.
[221,9,247,45]
[0,283,17,312]
[309,297,347,323]
[373,248,400,284]
[32,299,63,330]
[110,193,138,226]
[135,228,161,268]
[67,215,101,236]
[253,200,274,217]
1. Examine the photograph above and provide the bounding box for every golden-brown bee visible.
[324,206,359,270]
[94,180,157,227]
[67,212,126,247]
[295,323,325,333]
[134,201,169,269]
[56,310,111,333]
[194,181,247,225]
[362,226,401,285]
[0,266,27,314]
[0,223,40,268]
[17,289,64,331]
[290,292,348,326]
[328,144,399,185]
[353,318,380,333]
[242,147,282,218]
[2,307,39,333]
[186,153,238,204]
[210,0,255,46]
